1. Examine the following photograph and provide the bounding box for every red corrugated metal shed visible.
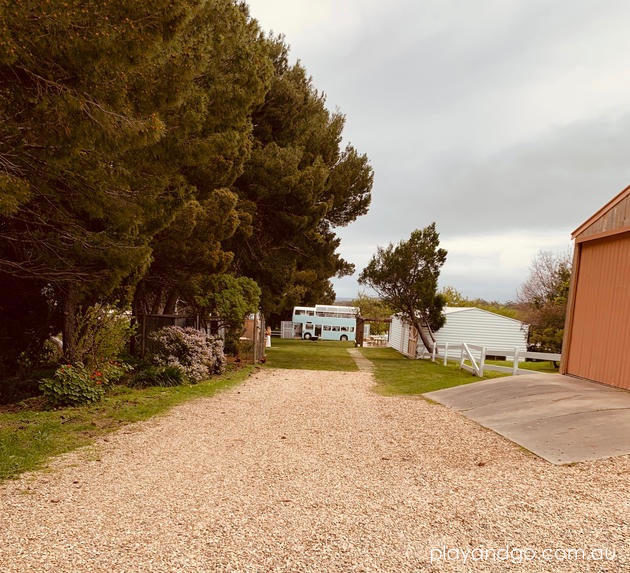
[561,185,630,390]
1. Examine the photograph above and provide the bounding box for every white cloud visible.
[331,230,570,302]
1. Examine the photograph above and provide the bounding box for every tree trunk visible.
[62,284,79,362]
[163,289,178,315]
[410,314,434,354]
[150,286,163,315]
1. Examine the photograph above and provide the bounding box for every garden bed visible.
[0,365,253,480]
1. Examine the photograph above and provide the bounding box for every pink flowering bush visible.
[148,326,226,383]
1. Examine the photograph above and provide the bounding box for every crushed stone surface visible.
[1,368,628,572]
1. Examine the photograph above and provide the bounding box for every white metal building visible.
[389,307,529,359]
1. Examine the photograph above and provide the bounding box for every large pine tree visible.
[227,38,373,321]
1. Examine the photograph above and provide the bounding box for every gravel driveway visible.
[1,368,628,572]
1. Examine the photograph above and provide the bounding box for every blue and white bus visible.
[292,304,359,341]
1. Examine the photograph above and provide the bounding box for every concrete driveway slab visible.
[424,374,630,464]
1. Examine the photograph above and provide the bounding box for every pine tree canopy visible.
[0,1,372,368]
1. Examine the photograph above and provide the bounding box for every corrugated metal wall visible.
[566,233,630,390]
[435,309,528,357]
[389,310,528,360]
[388,316,411,357]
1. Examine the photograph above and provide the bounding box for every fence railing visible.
[459,343,484,376]
[428,342,561,377]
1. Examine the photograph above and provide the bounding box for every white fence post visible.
[459,345,465,370]
[512,348,519,376]
[443,342,449,366]
[479,346,486,377]
[461,343,481,376]
[432,343,437,362]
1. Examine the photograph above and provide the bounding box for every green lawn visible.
[0,365,253,481]
[359,347,506,396]
[486,359,559,374]
[265,338,358,371]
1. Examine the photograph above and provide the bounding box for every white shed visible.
[389,307,528,359]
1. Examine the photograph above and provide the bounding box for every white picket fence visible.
[430,342,561,377]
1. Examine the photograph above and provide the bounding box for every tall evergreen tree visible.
[130,2,272,316]
[227,38,373,320]
[0,1,271,360]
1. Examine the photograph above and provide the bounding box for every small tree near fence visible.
[359,223,447,353]
[192,273,261,352]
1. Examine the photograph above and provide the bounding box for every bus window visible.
[295,309,305,316]
[306,322,313,329]
[323,325,331,331]
[340,326,348,332]
[332,326,340,332]
[307,310,315,316]
[349,326,355,332]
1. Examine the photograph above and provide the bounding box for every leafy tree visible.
[517,250,572,352]
[359,224,447,352]
[191,274,261,346]
[350,292,393,335]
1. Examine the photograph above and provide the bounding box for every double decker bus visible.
[291,304,359,341]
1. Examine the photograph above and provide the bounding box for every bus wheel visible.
[303,332,311,340]
[340,335,348,341]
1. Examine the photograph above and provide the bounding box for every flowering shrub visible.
[39,363,105,406]
[149,326,226,382]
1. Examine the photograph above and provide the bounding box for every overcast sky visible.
[247,0,630,301]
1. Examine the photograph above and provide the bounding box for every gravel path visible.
[1,368,628,572]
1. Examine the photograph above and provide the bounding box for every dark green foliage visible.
[0,374,46,405]
[131,3,273,316]
[0,277,60,377]
[39,364,105,407]
[0,0,272,356]
[228,38,373,321]
[359,224,447,352]
[192,274,261,347]
[130,365,187,388]
[0,2,372,374]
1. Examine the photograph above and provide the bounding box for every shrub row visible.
[39,325,226,407]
